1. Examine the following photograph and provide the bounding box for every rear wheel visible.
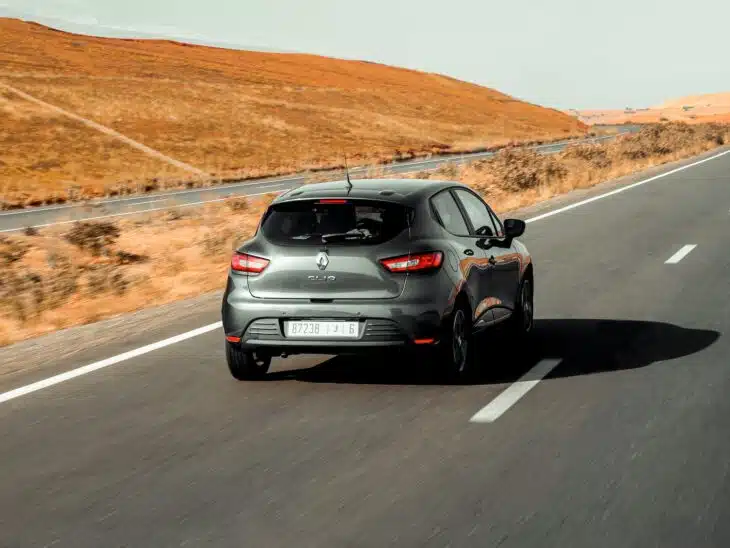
[225,342,271,380]
[436,301,474,381]
[508,276,534,339]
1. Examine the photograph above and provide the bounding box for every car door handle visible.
[463,249,474,256]
[488,255,496,265]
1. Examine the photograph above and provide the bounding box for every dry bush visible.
[562,143,612,169]
[115,250,149,265]
[43,252,80,308]
[436,162,460,178]
[64,221,121,256]
[483,148,568,192]
[85,264,128,296]
[163,208,189,222]
[199,226,250,257]
[0,249,80,323]
[612,122,727,161]
[0,236,29,265]
[0,270,43,324]
[226,197,249,212]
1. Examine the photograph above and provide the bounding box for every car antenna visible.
[343,152,353,194]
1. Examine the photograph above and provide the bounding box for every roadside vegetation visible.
[2,122,728,347]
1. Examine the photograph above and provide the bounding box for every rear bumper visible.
[221,273,451,355]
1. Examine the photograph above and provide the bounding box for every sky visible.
[1,0,729,110]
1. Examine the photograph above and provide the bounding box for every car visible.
[221,177,534,381]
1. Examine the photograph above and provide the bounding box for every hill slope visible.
[0,17,586,205]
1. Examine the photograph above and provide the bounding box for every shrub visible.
[115,250,149,265]
[0,236,29,266]
[488,148,567,191]
[64,221,120,257]
[562,143,612,169]
[226,197,249,212]
[86,264,128,296]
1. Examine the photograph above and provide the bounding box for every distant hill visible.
[655,92,730,110]
[567,92,730,126]
[0,17,587,203]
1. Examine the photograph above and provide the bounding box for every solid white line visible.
[0,323,222,405]
[0,81,208,176]
[525,148,730,223]
[469,359,562,423]
[665,244,697,264]
[126,198,166,206]
[0,185,292,233]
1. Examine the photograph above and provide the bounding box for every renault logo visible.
[316,251,329,270]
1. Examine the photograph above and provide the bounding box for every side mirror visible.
[503,218,526,239]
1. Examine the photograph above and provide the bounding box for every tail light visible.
[231,252,269,274]
[380,251,443,273]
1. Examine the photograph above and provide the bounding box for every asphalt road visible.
[0,128,639,233]
[1,145,729,547]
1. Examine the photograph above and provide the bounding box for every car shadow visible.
[263,319,720,386]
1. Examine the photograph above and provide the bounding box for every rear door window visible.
[260,199,410,246]
[431,190,470,235]
[452,189,500,237]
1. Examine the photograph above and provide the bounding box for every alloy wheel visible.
[452,309,468,372]
[521,279,534,333]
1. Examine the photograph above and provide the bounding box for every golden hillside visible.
[0,17,587,206]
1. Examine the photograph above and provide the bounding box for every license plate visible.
[285,320,359,339]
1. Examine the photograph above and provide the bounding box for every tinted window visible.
[453,189,499,237]
[431,191,470,235]
[261,199,409,246]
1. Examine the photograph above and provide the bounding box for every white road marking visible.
[665,244,697,264]
[0,186,291,233]
[0,323,222,405]
[525,149,730,224]
[469,359,562,423]
[0,144,725,406]
[126,198,166,206]
[0,81,207,176]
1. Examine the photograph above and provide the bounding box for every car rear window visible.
[260,199,411,246]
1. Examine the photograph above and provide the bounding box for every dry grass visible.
[2,122,727,348]
[0,17,587,209]
[0,193,275,346]
[403,122,730,212]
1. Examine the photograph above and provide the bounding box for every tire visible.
[507,276,534,340]
[436,300,474,381]
[225,342,271,381]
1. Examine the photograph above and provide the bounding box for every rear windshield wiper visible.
[321,228,371,243]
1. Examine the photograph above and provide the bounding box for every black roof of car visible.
[273,178,469,206]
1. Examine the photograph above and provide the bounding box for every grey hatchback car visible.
[221,177,534,380]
